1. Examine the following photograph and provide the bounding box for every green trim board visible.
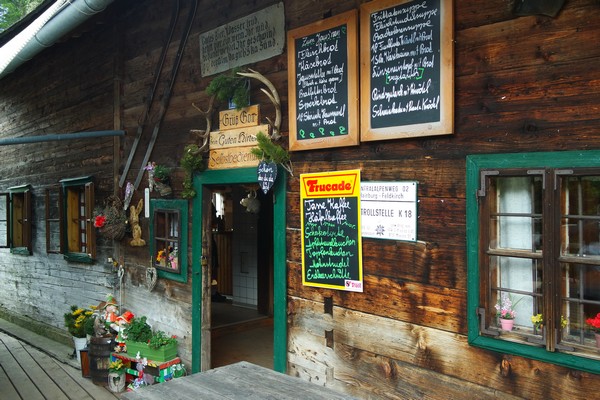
[466,150,600,374]
[191,166,287,374]
[150,199,188,283]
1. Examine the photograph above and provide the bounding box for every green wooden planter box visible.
[125,340,178,362]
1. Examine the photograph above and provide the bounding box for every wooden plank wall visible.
[1,0,600,398]
[0,8,120,339]
[284,0,600,399]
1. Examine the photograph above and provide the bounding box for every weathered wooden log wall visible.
[1,0,600,398]
[0,8,120,342]
[283,0,600,399]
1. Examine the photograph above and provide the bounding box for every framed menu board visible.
[288,10,359,151]
[360,0,453,141]
[300,169,363,292]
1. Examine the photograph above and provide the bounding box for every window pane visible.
[490,255,542,328]
[561,262,600,350]
[490,176,543,252]
[154,209,181,272]
[561,176,600,257]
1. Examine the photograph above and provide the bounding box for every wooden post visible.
[200,189,213,371]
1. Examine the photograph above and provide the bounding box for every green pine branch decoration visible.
[180,144,206,199]
[205,67,249,110]
[251,131,293,175]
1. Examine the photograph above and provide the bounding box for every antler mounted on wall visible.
[237,68,282,141]
[189,94,216,155]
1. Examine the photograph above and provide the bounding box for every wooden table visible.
[121,361,355,399]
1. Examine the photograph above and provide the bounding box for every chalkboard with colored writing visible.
[288,10,359,151]
[360,0,453,141]
[300,169,363,292]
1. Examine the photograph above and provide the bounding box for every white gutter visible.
[0,0,117,79]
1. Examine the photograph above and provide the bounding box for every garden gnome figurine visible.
[103,295,119,325]
[129,198,146,247]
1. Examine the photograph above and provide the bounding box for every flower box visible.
[125,340,178,362]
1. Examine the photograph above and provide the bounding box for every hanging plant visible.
[180,144,206,199]
[251,131,293,175]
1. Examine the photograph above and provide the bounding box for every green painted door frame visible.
[190,166,287,373]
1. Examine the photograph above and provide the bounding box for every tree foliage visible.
[0,0,44,33]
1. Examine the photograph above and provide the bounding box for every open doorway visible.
[209,184,274,369]
[191,166,286,374]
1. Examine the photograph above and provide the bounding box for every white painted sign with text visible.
[360,181,418,241]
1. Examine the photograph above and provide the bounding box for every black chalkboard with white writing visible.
[288,10,359,151]
[369,0,441,128]
[294,24,349,140]
[360,0,453,142]
[302,196,360,289]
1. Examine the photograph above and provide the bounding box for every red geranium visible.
[586,312,600,333]
[94,215,107,228]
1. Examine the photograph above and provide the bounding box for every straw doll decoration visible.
[129,198,146,247]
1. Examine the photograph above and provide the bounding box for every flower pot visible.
[107,371,126,393]
[73,336,87,364]
[499,318,514,331]
[125,340,178,362]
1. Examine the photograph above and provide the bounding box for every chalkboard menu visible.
[360,0,453,141]
[288,10,359,151]
[300,170,363,292]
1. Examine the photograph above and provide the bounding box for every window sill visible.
[64,253,94,264]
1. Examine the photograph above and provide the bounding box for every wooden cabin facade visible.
[1,0,600,398]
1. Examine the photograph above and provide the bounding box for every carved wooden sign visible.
[199,2,285,77]
[208,106,266,170]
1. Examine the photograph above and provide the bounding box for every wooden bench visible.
[121,361,355,399]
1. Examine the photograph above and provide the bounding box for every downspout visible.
[0,0,117,79]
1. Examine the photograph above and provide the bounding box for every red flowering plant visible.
[93,195,127,240]
[586,312,600,333]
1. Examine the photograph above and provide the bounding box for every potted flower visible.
[586,312,600,347]
[64,305,94,363]
[145,162,172,196]
[530,313,567,335]
[107,359,126,393]
[495,293,516,331]
[156,248,168,267]
[123,316,178,361]
[169,247,178,269]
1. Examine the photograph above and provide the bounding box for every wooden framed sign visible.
[360,0,453,141]
[287,10,359,151]
[300,169,363,292]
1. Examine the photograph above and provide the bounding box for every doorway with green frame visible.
[190,166,287,373]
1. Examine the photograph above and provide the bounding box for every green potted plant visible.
[123,316,178,361]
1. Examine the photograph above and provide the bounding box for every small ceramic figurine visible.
[129,198,146,247]
[103,295,119,325]
[112,311,134,353]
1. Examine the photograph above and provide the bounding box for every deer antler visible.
[190,94,216,154]
[237,68,281,141]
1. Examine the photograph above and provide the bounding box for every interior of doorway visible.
[208,184,274,369]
